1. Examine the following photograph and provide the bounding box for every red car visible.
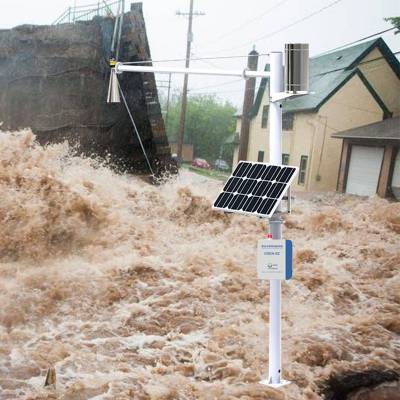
[192,158,211,169]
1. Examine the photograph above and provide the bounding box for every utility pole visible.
[176,0,205,161]
[238,47,259,161]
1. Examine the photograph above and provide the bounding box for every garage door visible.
[346,145,384,196]
[391,149,400,200]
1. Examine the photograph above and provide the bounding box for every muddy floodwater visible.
[0,131,399,399]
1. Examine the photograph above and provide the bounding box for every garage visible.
[334,118,400,199]
[346,145,384,196]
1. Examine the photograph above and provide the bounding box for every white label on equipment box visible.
[257,239,292,280]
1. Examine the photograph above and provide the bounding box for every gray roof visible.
[332,117,400,140]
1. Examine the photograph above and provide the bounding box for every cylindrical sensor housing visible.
[285,43,309,93]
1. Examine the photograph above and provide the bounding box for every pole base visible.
[259,378,291,388]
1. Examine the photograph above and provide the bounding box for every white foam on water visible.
[0,130,399,399]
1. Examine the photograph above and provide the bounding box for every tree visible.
[160,92,237,164]
[385,17,400,34]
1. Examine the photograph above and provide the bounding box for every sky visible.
[0,0,399,108]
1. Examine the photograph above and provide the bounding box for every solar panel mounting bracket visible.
[282,186,293,214]
[270,91,309,103]
[212,161,298,219]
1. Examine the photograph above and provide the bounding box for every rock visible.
[322,369,399,400]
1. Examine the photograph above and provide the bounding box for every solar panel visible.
[213,161,298,218]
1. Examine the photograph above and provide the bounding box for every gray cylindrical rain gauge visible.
[285,43,309,93]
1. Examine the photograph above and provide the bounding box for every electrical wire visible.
[198,0,291,50]
[191,49,221,69]
[187,50,400,94]
[317,27,396,56]
[188,78,243,92]
[208,0,345,55]
[109,29,397,68]
[311,50,400,77]
[122,53,269,65]
[186,56,400,112]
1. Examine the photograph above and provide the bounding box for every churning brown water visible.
[0,130,399,400]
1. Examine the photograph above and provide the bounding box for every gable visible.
[358,47,400,116]
[319,71,390,130]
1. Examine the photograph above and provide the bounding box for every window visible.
[261,105,269,128]
[257,151,264,162]
[298,155,308,185]
[282,153,290,165]
[283,113,294,130]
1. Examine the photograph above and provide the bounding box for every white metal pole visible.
[268,51,284,385]
[115,63,271,79]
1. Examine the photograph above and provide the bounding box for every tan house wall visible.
[306,73,384,191]
[248,85,270,162]
[231,42,399,191]
[232,73,384,191]
[359,48,400,117]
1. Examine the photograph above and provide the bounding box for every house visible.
[232,38,400,193]
[333,117,400,199]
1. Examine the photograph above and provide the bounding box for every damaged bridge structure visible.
[0,2,173,175]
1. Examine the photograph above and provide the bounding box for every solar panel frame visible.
[212,161,298,219]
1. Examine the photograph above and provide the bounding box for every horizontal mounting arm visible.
[115,63,271,79]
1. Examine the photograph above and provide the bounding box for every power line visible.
[154,50,399,95]
[191,48,221,69]
[189,87,256,96]
[122,52,269,65]
[317,27,396,56]
[189,78,243,92]
[118,20,395,68]
[140,45,399,69]
[205,0,345,55]
[187,56,400,100]
[157,50,399,97]
[311,50,400,77]
[113,32,396,68]
[198,0,290,50]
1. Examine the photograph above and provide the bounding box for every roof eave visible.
[332,135,400,140]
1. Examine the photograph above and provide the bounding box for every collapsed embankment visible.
[0,3,172,174]
[0,131,399,399]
